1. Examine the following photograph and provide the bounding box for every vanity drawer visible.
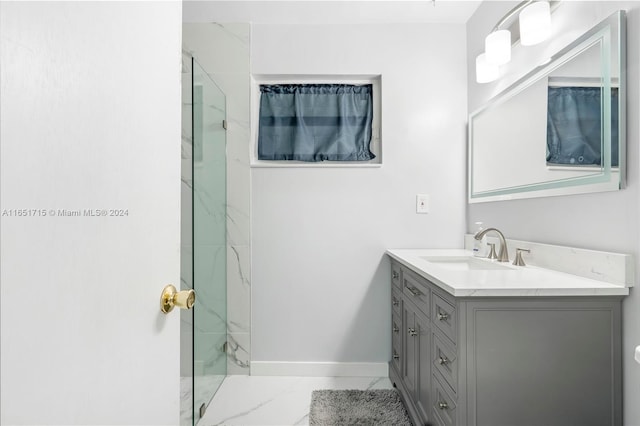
[432,293,456,344]
[432,332,458,395]
[431,374,458,426]
[402,269,430,318]
[391,261,402,289]
[392,287,402,317]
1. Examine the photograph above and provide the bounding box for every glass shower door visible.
[192,58,227,423]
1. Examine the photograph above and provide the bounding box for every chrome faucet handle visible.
[513,248,531,266]
[487,243,498,260]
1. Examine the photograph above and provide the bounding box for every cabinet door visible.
[391,313,402,373]
[402,303,418,397]
[414,311,432,423]
[403,300,432,423]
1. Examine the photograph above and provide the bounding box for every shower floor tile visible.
[197,375,393,425]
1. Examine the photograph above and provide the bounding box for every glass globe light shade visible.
[519,1,551,46]
[485,30,511,65]
[476,53,499,84]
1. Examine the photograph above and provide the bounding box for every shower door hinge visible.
[222,119,227,130]
[222,341,228,354]
[199,402,207,419]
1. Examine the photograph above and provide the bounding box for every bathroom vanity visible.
[387,242,632,426]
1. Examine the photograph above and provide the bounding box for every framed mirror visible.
[468,10,626,203]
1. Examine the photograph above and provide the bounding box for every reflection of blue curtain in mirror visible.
[546,86,619,167]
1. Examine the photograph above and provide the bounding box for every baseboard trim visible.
[250,361,389,377]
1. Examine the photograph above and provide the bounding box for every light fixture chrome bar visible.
[491,1,561,38]
[492,0,534,32]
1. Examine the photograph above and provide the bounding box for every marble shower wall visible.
[183,23,251,375]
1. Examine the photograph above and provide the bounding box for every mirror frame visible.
[468,10,626,203]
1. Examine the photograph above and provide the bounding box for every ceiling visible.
[183,1,483,24]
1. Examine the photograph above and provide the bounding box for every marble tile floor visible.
[196,375,394,426]
[182,375,227,425]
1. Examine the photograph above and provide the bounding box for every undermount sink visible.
[420,256,513,271]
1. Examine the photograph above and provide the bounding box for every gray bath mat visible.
[309,389,412,425]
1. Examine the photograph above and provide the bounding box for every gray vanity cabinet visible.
[389,260,623,426]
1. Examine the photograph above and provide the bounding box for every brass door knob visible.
[160,284,196,314]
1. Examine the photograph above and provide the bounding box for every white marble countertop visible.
[387,248,630,297]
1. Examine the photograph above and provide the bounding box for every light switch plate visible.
[416,194,429,214]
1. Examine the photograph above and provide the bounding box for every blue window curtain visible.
[258,84,375,162]
[546,86,619,166]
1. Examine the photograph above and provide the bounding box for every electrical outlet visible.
[416,194,429,214]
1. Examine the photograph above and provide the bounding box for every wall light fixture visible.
[476,53,499,84]
[476,0,556,84]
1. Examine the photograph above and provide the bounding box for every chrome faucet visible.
[474,227,509,262]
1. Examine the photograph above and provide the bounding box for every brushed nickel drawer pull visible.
[438,401,449,410]
[438,356,449,365]
[392,298,399,306]
[405,285,421,297]
[393,326,400,333]
[437,311,449,321]
[408,328,417,336]
[393,353,400,360]
[392,270,399,279]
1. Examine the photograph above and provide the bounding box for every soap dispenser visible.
[473,221,488,257]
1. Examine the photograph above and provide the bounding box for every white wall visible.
[251,24,468,367]
[467,2,640,424]
[1,2,182,424]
